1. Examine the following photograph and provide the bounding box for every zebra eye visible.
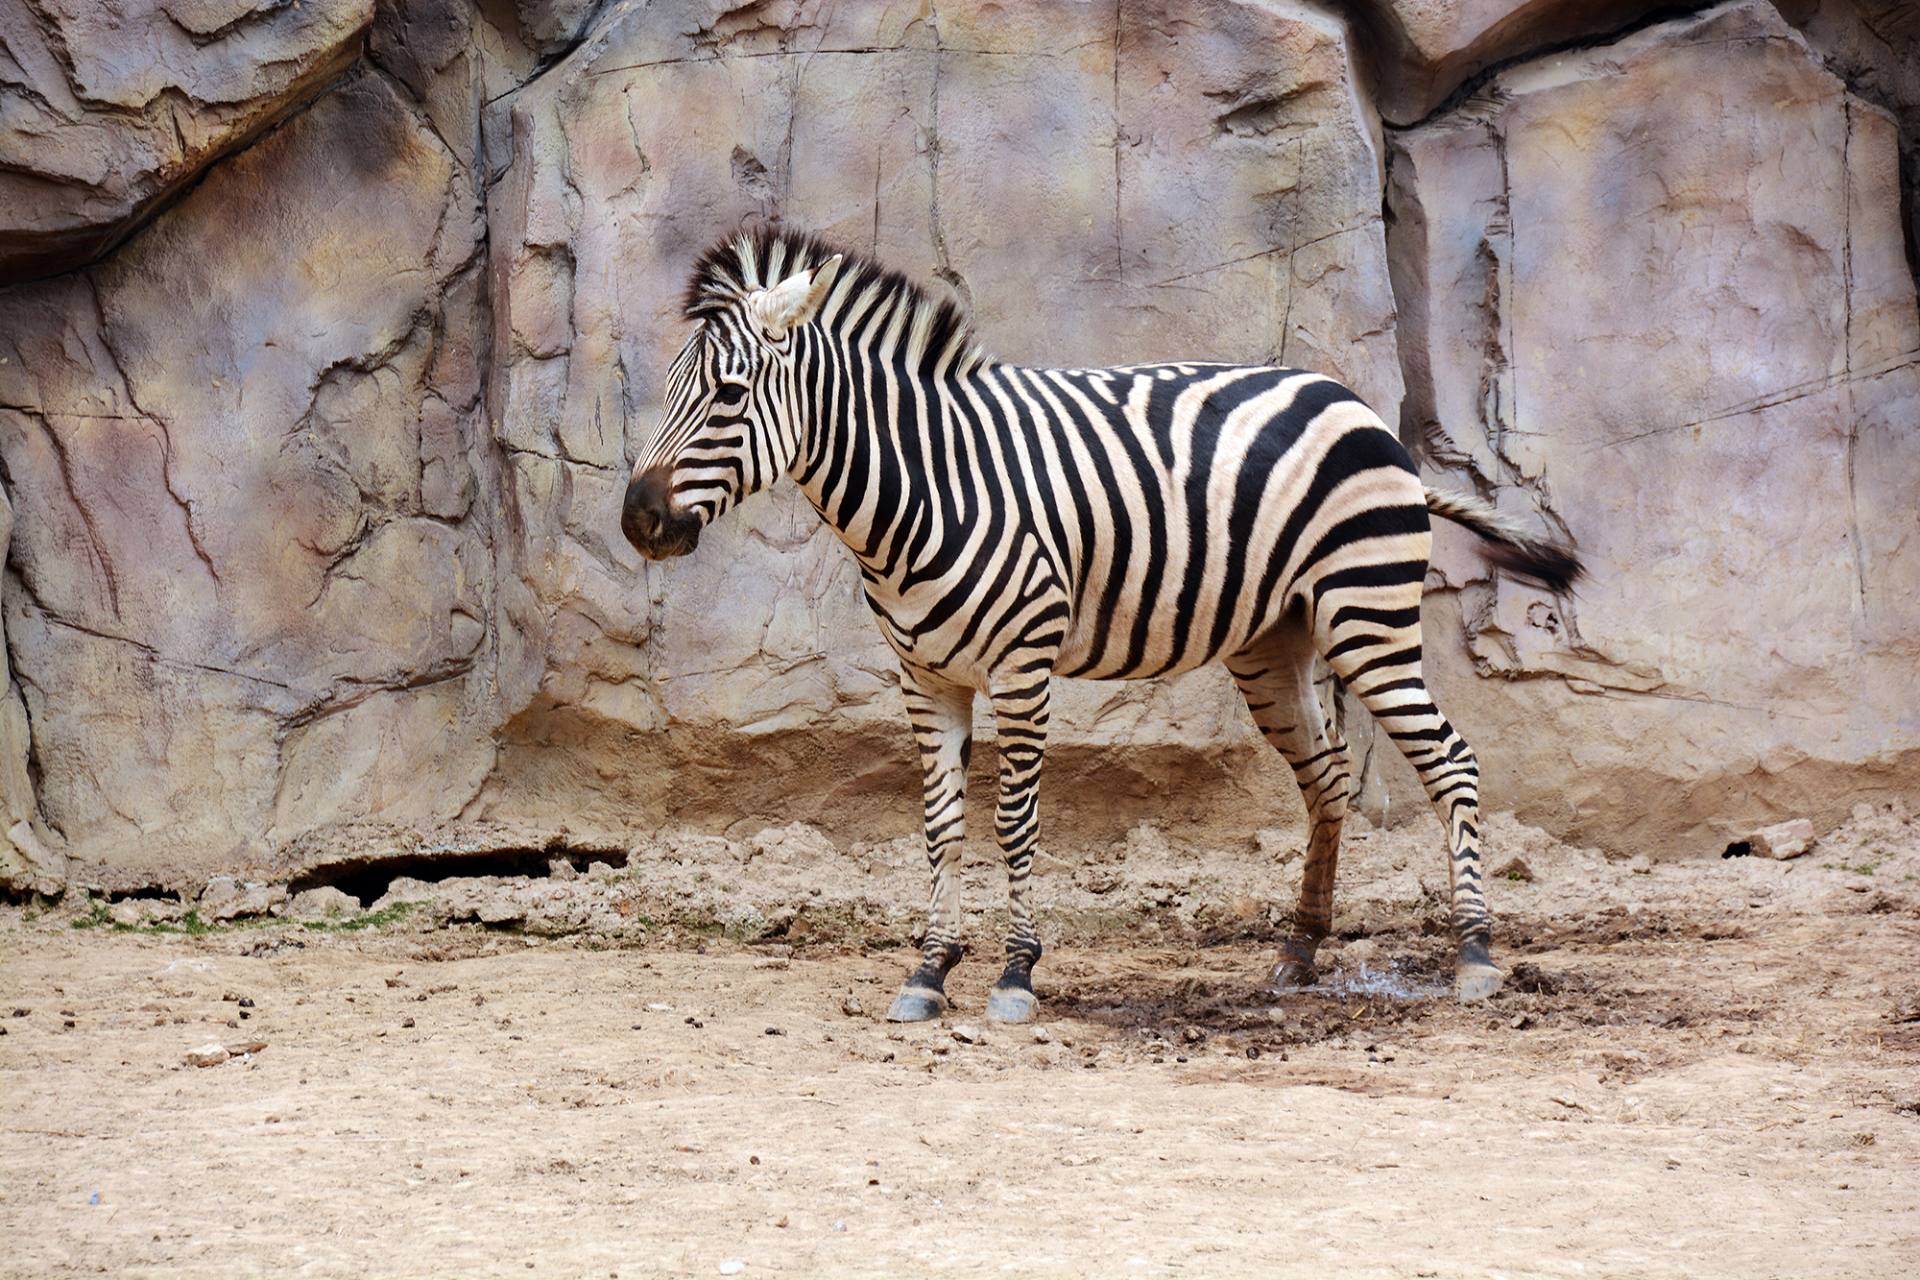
[712,380,748,408]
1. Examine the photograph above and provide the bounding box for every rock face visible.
[1388,1,1920,854]
[0,51,502,883]
[1,0,1917,892]
[0,0,375,281]
[1353,0,1673,124]
[476,0,1407,840]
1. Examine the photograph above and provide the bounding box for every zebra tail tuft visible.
[1422,485,1585,594]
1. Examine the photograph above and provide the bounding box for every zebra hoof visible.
[1455,963,1504,1003]
[885,987,946,1023]
[985,985,1037,1023]
[1268,960,1319,992]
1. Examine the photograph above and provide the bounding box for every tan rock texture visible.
[1388,0,1920,855]
[0,0,1916,892]
[475,0,1407,844]
[1352,0,1672,123]
[0,0,375,281]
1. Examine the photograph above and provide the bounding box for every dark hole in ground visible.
[1723,841,1753,859]
[104,887,185,904]
[287,842,631,905]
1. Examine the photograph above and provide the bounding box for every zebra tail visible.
[1422,486,1585,593]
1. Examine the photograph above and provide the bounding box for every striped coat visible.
[623,228,1581,1022]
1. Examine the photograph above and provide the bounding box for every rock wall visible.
[1389,0,1920,854]
[1,0,1916,893]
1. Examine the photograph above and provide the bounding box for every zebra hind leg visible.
[886,669,974,1023]
[1316,594,1502,1002]
[1226,632,1352,991]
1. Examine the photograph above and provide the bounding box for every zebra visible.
[621,227,1582,1023]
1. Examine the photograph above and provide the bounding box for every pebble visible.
[1491,856,1535,882]
[1031,1027,1052,1044]
[951,1024,983,1045]
[718,1262,744,1276]
[1181,1025,1205,1045]
[841,993,864,1017]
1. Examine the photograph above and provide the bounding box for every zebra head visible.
[621,243,844,560]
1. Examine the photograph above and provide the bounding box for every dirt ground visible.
[4,803,1919,1279]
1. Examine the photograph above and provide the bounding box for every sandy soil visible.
[4,803,1919,1279]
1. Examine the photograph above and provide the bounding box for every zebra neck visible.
[788,336,977,586]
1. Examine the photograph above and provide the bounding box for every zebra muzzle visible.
[621,467,702,560]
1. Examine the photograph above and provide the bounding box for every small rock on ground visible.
[1492,856,1535,882]
[1751,818,1815,860]
[951,1024,983,1044]
[200,877,289,921]
[184,1043,229,1068]
[288,886,362,920]
[108,898,188,927]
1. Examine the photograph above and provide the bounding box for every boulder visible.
[1386,1,1920,856]
[0,0,374,281]
[1351,1,1672,124]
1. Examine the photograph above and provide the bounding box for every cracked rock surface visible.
[0,0,375,281]
[1387,0,1920,855]
[1,0,1918,892]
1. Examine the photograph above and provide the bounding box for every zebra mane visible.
[682,225,987,374]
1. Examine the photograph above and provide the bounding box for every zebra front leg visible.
[886,667,975,1023]
[985,677,1050,1023]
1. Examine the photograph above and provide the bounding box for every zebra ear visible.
[749,254,843,340]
